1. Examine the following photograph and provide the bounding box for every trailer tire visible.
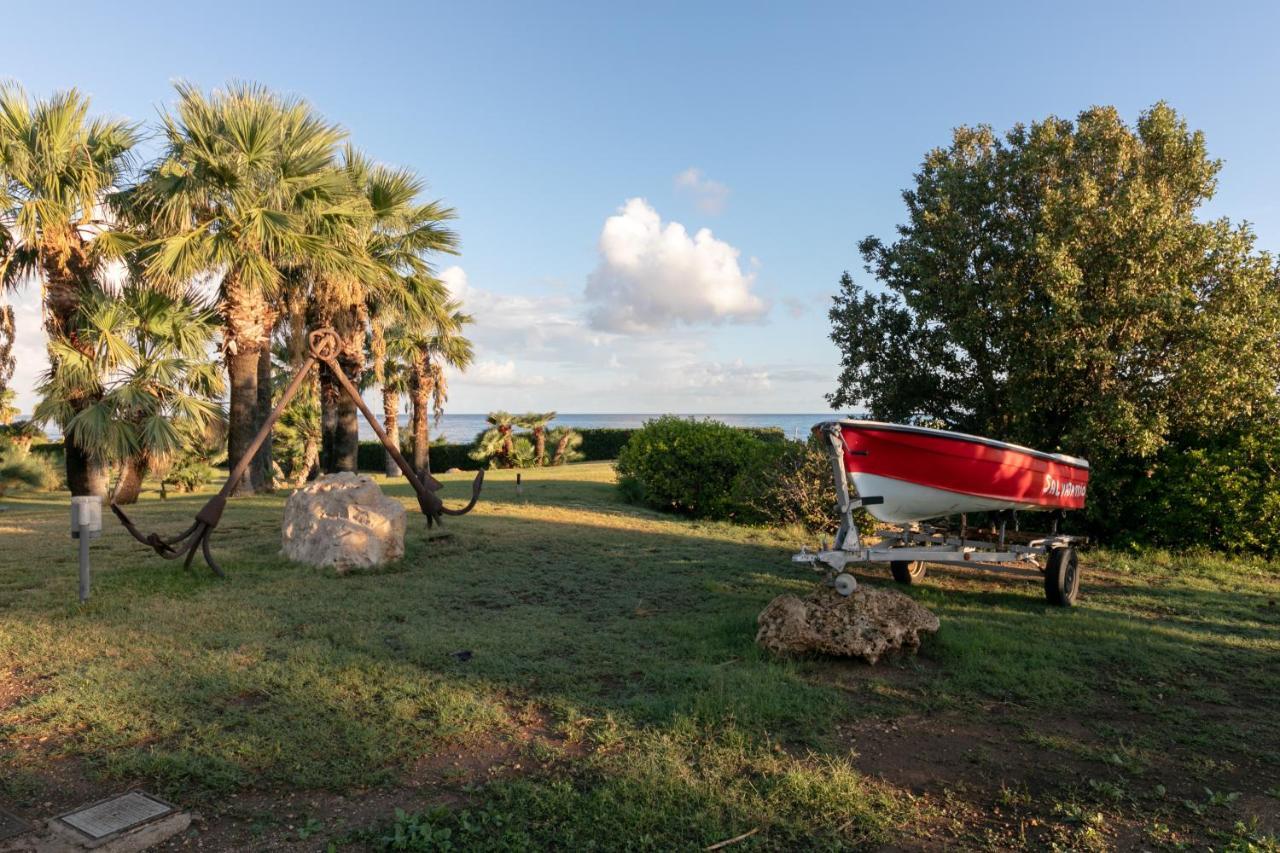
[1044,546,1080,607]
[890,560,926,585]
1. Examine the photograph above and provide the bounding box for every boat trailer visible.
[793,426,1086,606]
[112,327,484,577]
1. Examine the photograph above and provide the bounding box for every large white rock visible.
[281,473,406,571]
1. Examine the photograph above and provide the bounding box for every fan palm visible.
[388,299,473,477]
[33,282,225,504]
[518,411,558,465]
[0,83,140,494]
[313,149,458,473]
[129,82,353,495]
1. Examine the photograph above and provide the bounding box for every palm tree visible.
[0,84,140,494]
[547,426,585,465]
[0,301,15,419]
[389,300,473,478]
[0,389,17,426]
[130,82,351,495]
[33,282,224,504]
[518,411,558,465]
[373,347,412,476]
[314,149,457,473]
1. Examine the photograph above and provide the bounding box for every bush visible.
[615,417,774,520]
[748,437,874,536]
[577,428,636,461]
[0,448,59,495]
[1091,421,1280,555]
[357,440,478,473]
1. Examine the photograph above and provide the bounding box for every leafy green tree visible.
[470,410,519,468]
[130,82,351,495]
[0,83,140,494]
[830,103,1280,478]
[33,283,224,504]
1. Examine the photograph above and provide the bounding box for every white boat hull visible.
[850,472,1050,524]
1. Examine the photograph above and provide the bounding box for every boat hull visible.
[827,421,1090,524]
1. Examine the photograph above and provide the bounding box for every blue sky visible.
[4,1,1279,414]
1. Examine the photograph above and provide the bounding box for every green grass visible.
[1,462,1278,850]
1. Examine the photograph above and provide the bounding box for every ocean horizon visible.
[358,413,854,444]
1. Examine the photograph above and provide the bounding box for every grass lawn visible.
[1,461,1278,850]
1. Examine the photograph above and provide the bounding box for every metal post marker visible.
[70,496,102,602]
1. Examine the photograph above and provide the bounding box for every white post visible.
[70,496,102,603]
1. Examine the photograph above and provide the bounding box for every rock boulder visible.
[756,585,939,664]
[281,473,406,572]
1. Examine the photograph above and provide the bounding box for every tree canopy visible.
[829,103,1280,462]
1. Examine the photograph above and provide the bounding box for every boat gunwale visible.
[823,419,1091,470]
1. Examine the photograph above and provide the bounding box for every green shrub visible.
[748,436,874,536]
[0,448,58,495]
[357,440,478,473]
[577,428,635,460]
[1092,421,1280,555]
[615,416,773,520]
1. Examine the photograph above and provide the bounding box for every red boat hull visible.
[829,421,1089,520]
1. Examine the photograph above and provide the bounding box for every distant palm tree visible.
[389,300,473,477]
[33,282,224,504]
[0,83,140,494]
[547,426,585,466]
[130,82,352,495]
[518,411,558,465]
[373,349,412,476]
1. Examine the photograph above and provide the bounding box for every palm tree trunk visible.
[251,319,274,491]
[65,442,107,498]
[411,353,430,477]
[333,335,362,473]
[113,455,146,505]
[383,387,401,477]
[534,427,547,466]
[319,363,339,473]
[223,276,271,496]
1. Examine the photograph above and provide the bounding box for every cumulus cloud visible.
[462,359,545,387]
[4,288,48,416]
[439,265,470,301]
[674,167,730,215]
[584,198,767,334]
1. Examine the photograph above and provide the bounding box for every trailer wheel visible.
[1044,546,1080,606]
[890,560,926,585]
[833,573,858,597]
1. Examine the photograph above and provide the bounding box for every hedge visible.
[356,441,477,472]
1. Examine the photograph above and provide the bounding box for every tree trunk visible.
[534,427,547,466]
[113,455,145,505]
[383,387,401,477]
[411,354,430,478]
[319,363,339,473]
[223,276,271,496]
[65,441,107,497]
[333,350,361,473]
[251,323,274,492]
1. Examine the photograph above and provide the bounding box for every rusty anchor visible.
[112,328,484,576]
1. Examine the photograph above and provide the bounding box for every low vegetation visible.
[2,464,1276,849]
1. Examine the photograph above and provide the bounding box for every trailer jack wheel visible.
[833,573,858,597]
[890,560,927,585]
[1044,546,1080,607]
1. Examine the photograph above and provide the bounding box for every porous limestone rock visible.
[756,585,939,664]
[281,473,406,572]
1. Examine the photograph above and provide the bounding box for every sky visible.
[3,0,1280,415]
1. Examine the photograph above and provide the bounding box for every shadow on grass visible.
[2,465,1278,810]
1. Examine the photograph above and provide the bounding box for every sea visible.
[358,413,847,444]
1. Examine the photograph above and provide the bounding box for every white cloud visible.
[439,265,470,301]
[674,167,730,215]
[584,198,767,334]
[462,359,546,387]
[4,288,47,417]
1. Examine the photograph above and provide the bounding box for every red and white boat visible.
[793,420,1091,606]
[825,420,1089,524]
